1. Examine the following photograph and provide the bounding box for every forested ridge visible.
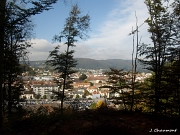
[24,58,146,71]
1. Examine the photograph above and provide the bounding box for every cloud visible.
[28,39,91,61]
[28,39,54,52]
[27,39,54,60]
[79,0,151,60]
[29,0,151,61]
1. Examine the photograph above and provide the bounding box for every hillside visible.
[3,109,180,135]
[23,58,146,72]
[76,58,146,71]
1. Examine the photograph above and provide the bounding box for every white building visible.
[92,92,100,99]
[33,76,54,81]
[31,84,58,97]
[20,91,34,99]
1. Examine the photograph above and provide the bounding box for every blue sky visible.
[28,0,151,61]
[33,0,115,42]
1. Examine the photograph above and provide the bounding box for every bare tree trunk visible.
[0,0,6,132]
[131,26,135,112]
[130,12,139,112]
[8,74,12,115]
[61,35,70,111]
[121,90,127,110]
[178,49,180,118]
[61,75,66,111]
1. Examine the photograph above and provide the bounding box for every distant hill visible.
[75,58,146,72]
[21,58,146,72]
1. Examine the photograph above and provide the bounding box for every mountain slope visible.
[24,58,146,72]
[75,58,145,71]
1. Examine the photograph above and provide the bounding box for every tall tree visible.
[3,1,34,116]
[0,0,6,131]
[158,1,180,113]
[139,0,174,114]
[79,73,87,81]
[0,0,58,130]
[102,68,130,110]
[46,4,90,110]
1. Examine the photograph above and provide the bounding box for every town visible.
[20,65,152,109]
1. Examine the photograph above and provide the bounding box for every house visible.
[93,83,104,88]
[87,75,108,83]
[73,82,91,89]
[20,91,35,99]
[86,86,97,93]
[92,91,100,99]
[77,87,85,92]
[99,89,110,98]
[109,90,122,98]
[86,95,92,99]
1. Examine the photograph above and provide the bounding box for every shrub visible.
[90,100,107,109]
[96,100,106,108]
[90,102,97,109]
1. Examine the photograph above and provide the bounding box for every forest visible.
[0,0,180,134]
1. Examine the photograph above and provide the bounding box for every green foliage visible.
[79,73,87,80]
[50,95,54,99]
[103,68,130,110]
[43,95,47,99]
[89,100,107,109]
[0,0,59,124]
[89,102,97,109]
[138,0,180,115]
[76,94,79,99]
[83,90,90,97]
[20,64,36,75]
[90,82,94,86]
[0,0,59,130]
[35,94,41,99]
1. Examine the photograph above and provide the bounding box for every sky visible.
[28,0,151,61]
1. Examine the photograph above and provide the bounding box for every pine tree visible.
[0,0,58,130]
[139,0,175,114]
[46,4,90,110]
[102,68,130,110]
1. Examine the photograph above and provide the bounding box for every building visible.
[87,75,108,83]
[73,82,91,89]
[33,76,54,81]
[86,86,97,93]
[20,91,35,99]
[31,84,58,98]
[92,91,100,99]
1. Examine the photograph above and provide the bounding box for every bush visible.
[90,100,107,109]
[90,102,97,109]
[96,100,106,108]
